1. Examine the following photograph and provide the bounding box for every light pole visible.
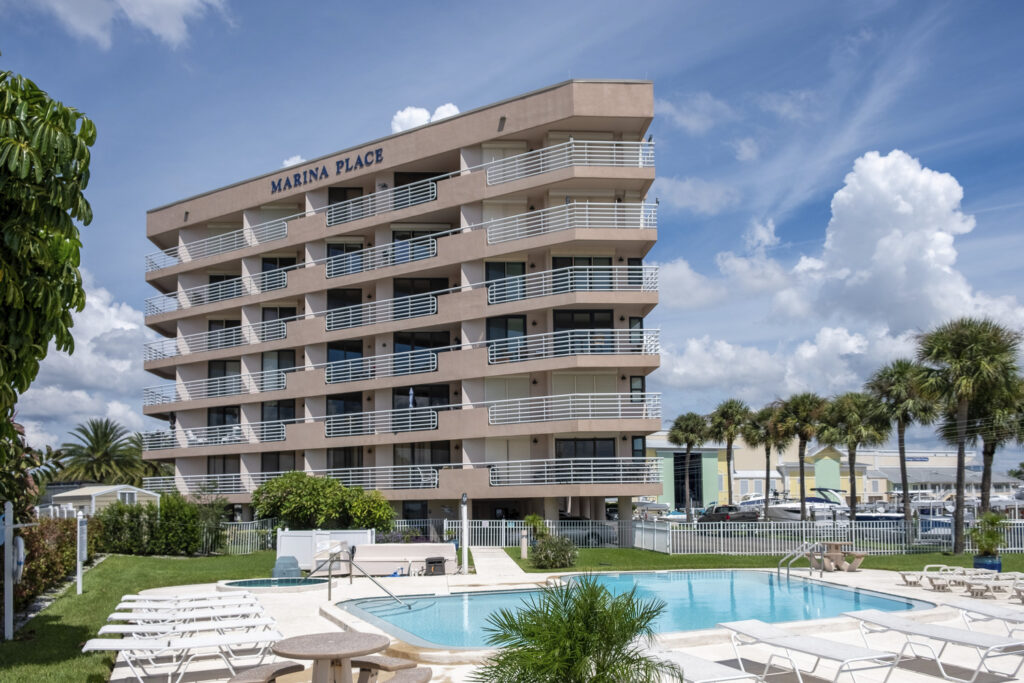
[460,493,469,574]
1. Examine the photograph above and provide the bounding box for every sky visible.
[4,1,1024,469]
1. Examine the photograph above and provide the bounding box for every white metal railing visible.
[487,265,658,304]
[144,269,288,316]
[324,293,437,331]
[488,392,661,425]
[325,349,437,384]
[324,407,439,438]
[143,464,440,495]
[486,140,654,185]
[142,370,287,406]
[140,419,288,451]
[489,457,660,486]
[326,180,437,227]
[325,235,437,278]
[144,219,287,272]
[486,201,656,244]
[487,328,659,364]
[143,318,288,361]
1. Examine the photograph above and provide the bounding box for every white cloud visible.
[34,0,224,49]
[653,176,739,215]
[653,258,725,310]
[757,89,818,121]
[731,137,760,162]
[658,337,783,398]
[391,103,460,133]
[281,155,305,168]
[655,93,735,135]
[714,218,788,294]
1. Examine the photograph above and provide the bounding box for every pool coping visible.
[319,567,948,666]
[216,577,336,593]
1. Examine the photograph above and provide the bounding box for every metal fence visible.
[200,518,277,555]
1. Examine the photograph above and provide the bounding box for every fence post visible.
[4,501,12,641]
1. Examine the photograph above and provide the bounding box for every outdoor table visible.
[272,631,390,683]
[823,541,856,571]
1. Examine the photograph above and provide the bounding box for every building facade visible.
[140,80,662,520]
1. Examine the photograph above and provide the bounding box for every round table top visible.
[272,632,390,660]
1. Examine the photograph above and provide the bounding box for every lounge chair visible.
[115,595,259,611]
[108,604,265,623]
[720,619,896,683]
[1013,581,1024,604]
[98,616,277,637]
[82,629,282,683]
[945,599,1024,636]
[846,608,1024,683]
[121,591,253,602]
[898,563,948,587]
[655,650,762,682]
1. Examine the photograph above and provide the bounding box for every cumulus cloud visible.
[281,155,305,168]
[17,271,155,447]
[714,219,788,294]
[390,103,460,133]
[653,176,739,215]
[731,137,760,162]
[655,93,735,135]
[33,0,224,49]
[653,258,725,310]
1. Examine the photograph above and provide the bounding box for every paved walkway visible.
[469,546,526,577]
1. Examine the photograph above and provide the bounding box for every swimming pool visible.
[223,577,328,588]
[339,570,930,649]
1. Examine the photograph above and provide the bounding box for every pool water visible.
[340,570,930,649]
[225,577,328,588]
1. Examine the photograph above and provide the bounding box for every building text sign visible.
[270,147,383,194]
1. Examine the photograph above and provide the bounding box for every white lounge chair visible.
[899,564,947,587]
[945,599,1024,636]
[82,629,282,683]
[108,604,265,623]
[98,616,277,637]
[846,608,1024,683]
[656,650,763,682]
[720,619,896,683]
[120,591,254,602]
[115,595,259,611]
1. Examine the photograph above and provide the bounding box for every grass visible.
[503,547,1024,573]
[0,552,275,683]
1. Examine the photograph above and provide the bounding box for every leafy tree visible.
[775,393,828,520]
[865,359,937,524]
[340,487,395,533]
[742,405,792,519]
[472,575,681,683]
[252,472,346,529]
[818,392,891,521]
[918,317,1021,552]
[0,422,63,521]
[666,412,707,521]
[60,418,163,486]
[0,70,96,463]
[707,399,750,505]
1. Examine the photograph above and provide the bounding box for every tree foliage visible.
[251,472,394,532]
[775,393,828,520]
[60,418,168,486]
[0,422,63,522]
[742,405,792,518]
[819,392,891,520]
[667,412,708,520]
[0,70,96,461]
[707,399,750,505]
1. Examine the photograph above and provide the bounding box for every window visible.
[754,480,764,494]
[486,316,525,341]
[262,307,296,322]
[118,490,137,505]
[393,384,449,409]
[629,316,644,351]
[401,500,428,520]
[327,288,361,310]
[627,257,643,287]
[393,331,449,351]
[327,447,363,469]
[260,308,295,341]
[207,455,240,475]
[552,256,612,292]
[553,310,613,331]
[207,273,241,302]
[261,400,295,422]
[261,452,297,472]
[327,392,362,415]
[740,480,749,495]
[262,256,296,272]
[630,376,646,402]
[208,319,241,349]
[326,243,363,275]
[208,360,241,395]
[394,441,450,466]
[327,242,362,258]
[485,262,526,302]
[555,438,615,459]
[328,187,363,205]
[262,349,296,373]
[207,406,240,426]
[327,340,363,363]
[393,278,447,297]
[632,436,645,461]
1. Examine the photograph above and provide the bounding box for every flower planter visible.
[973,554,1002,572]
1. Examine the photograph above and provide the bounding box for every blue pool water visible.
[225,577,328,588]
[339,570,930,649]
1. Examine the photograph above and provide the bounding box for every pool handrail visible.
[312,544,411,609]
[778,541,825,578]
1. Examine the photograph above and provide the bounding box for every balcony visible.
[325,180,437,227]
[487,393,661,425]
[144,318,288,362]
[143,464,440,495]
[487,265,658,305]
[487,328,659,364]
[141,419,288,451]
[325,350,437,384]
[325,235,437,279]
[485,201,655,244]
[145,219,288,272]
[489,457,659,486]
[144,269,289,317]
[324,407,439,438]
[143,369,287,406]
[324,292,437,332]
[485,140,654,185]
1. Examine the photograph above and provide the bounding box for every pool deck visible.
[110,562,1024,683]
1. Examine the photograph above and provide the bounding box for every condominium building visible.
[140,80,662,521]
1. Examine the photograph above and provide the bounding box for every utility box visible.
[424,557,445,576]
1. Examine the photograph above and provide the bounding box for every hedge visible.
[0,517,95,615]
[92,493,202,556]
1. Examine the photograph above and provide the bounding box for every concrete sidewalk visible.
[469,547,526,577]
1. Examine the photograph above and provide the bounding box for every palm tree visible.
[707,399,750,505]
[60,418,151,485]
[866,359,937,524]
[818,393,892,521]
[667,412,708,521]
[472,574,681,682]
[0,422,64,522]
[742,405,793,519]
[776,393,828,520]
[918,317,1022,553]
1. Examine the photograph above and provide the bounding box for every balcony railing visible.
[487,265,658,304]
[144,269,289,316]
[140,419,289,451]
[142,464,440,495]
[325,349,438,384]
[324,407,439,438]
[489,457,660,486]
[142,370,287,406]
[324,293,437,331]
[487,328,659,364]
[144,219,288,272]
[485,140,654,185]
[143,318,288,362]
[488,393,661,425]
[326,235,437,278]
[486,201,656,244]
[326,179,437,227]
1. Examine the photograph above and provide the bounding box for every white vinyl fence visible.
[200,518,277,555]
[276,528,376,570]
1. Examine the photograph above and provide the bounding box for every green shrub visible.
[523,513,548,540]
[93,495,202,556]
[154,493,201,555]
[970,511,1007,556]
[252,473,395,532]
[529,534,578,569]
[342,488,395,533]
[0,518,87,615]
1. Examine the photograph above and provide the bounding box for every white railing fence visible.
[326,179,437,227]
[201,518,278,555]
[324,407,439,437]
[144,219,287,272]
[486,265,658,305]
[486,140,655,185]
[326,235,437,278]
[486,201,656,244]
[487,328,659,364]
[324,293,437,331]
[488,392,661,425]
[489,457,660,486]
[145,268,288,316]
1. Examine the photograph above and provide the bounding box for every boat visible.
[764,488,850,522]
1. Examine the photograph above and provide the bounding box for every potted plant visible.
[523,513,548,546]
[969,511,1007,571]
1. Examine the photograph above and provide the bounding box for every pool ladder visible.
[314,545,411,609]
[778,541,825,578]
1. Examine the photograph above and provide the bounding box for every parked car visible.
[556,513,620,546]
[696,504,759,524]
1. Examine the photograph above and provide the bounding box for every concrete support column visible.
[617,495,633,547]
[543,497,559,521]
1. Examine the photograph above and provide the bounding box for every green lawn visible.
[503,547,1024,573]
[0,552,275,683]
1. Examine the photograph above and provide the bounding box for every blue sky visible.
[4,1,1024,467]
